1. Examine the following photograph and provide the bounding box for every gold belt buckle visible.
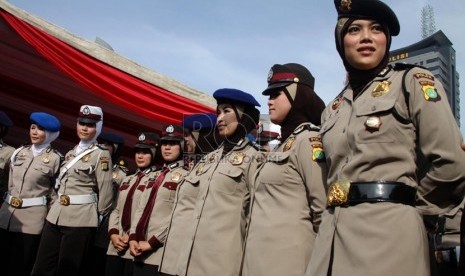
[327,180,351,207]
[10,196,23,208]
[60,195,71,206]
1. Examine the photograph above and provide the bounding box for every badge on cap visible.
[230,152,245,166]
[166,125,174,133]
[340,0,352,12]
[138,133,146,142]
[372,81,391,97]
[267,69,274,82]
[365,116,382,131]
[420,81,441,102]
[83,106,91,115]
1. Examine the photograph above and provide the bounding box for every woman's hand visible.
[110,234,128,252]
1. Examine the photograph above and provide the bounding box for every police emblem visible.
[101,160,109,171]
[372,81,391,97]
[83,154,90,162]
[230,152,245,165]
[83,106,90,115]
[267,68,274,82]
[283,137,296,152]
[340,0,352,12]
[332,97,342,110]
[171,172,182,182]
[365,116,382,131]
[166,125,175,133]
[138,133,146,141]
[196,163,205,175]
[421,83,441,102]
[42,156,50,164]
[312,146,325,162]
[327,180,351,206]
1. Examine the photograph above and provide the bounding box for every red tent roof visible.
[0,2,215,168]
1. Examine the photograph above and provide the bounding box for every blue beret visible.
[0,111,13,127]
[334,0,400,36]
[182,113,217,131]
[99,131,125,144]
[30,112,61,132]
[213,88,261,107]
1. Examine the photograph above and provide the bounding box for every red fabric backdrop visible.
[0,10,214,124]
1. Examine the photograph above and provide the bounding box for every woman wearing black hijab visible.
[242,63,327,276]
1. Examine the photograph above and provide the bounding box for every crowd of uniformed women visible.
[0,0,465,276]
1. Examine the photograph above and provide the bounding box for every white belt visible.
[58,193,97,206]
[4,193,47,208]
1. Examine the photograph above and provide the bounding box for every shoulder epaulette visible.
[293,123,320,135]
[393,63,426,71]
[96,144,109,150]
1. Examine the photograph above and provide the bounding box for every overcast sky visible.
[7,0,465,132]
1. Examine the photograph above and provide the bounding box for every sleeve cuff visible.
[148,235,163,250]
[128,233,137,241]
[108,228,119,236]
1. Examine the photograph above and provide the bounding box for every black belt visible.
[327,181,416,207]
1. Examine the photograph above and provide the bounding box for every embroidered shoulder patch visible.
[311,145,325,162]
[414,73,434,81]
[420,81,441,102]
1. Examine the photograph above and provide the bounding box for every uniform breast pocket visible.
[355,96,398,144]
[34,165,51,176]
[215,166,243,195]
[183,175,200,198]
[74,164,95,180]
[157,181,178,201]
[259,152,291,186]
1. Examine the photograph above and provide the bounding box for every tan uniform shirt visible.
[176,139,262,276]
[107,167,153,259]
[307,65,465,276]
[242,123,327,276]
[130,161,188,266]
[46,144,113,227]
[0,142,15,202]
[159,162,203,275]
[0,146,61,234]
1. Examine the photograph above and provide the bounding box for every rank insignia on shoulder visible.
[312,146,325,162]
[420,82,441,102]
[230,152,245,166]
[309,137,322,143]
[171,172,182,183]
[101,160,109,171]
[42,156,50,164]
[372,81,391,97]
[332,97,342,110]
[414,73,434,81]
[365,116,382,132]
[283,137,296,152]
[209,154,216,163]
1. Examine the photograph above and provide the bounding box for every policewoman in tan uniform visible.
[106,132,160,276]
[306,1,465,275]
[0,112,62,276]
[32,105,113,276]
[242,63,327,276]
[90,131,128,276]
[159,114,220,276]
[129,125,188,276]
[0,111,15,205]
[176,88,262,276]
